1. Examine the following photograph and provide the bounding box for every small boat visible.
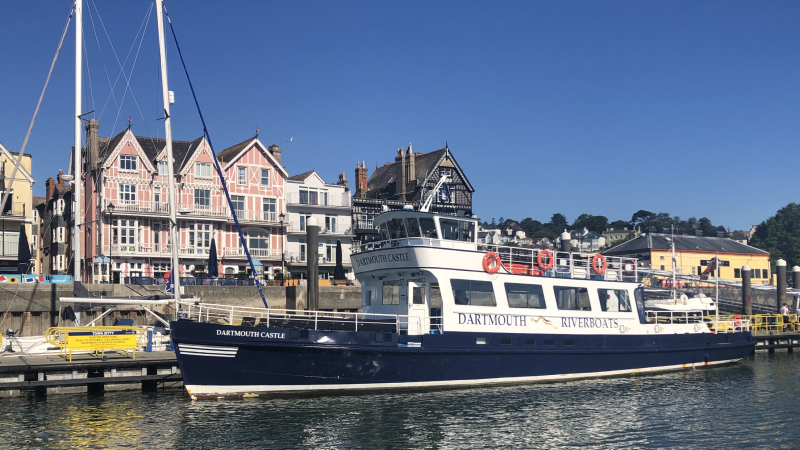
[171,184,755,399]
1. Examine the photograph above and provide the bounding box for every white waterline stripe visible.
[180,352,237,358]
[185,358,741,396]
[179,344,238,351]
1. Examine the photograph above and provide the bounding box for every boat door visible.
[407,280,429,335]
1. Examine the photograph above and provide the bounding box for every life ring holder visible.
[482,252,501,274]
[591,254,607,275]
[537,250,554,271]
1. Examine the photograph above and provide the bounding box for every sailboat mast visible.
[671,226,676,300]
[156,0,182,312]
[73,0,82,282]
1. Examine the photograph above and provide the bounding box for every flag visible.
[166,269,175,294]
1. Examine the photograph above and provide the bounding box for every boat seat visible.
[241,317,256,327]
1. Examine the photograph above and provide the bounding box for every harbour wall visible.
[0,283,361,336]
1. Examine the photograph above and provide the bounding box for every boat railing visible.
[646,310,705,324]
[702,315,752,333]
[181,301,444,334]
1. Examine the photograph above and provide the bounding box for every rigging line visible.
[164,5,269,310]
[108,4,154,138]
[91,0,153,136]
[0,2,74,219]
[81,27,95,119]
[86,2,119,122]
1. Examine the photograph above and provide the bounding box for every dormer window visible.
[195,162,212,178]
[120,155,137,171]
[158,160,168,175]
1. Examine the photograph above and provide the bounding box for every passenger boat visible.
[171,204,755,400]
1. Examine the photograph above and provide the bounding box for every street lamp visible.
[107,202,115,284]
[279,212,286,286]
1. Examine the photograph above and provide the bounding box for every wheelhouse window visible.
[386,218,406,239]
[119,155,137,171]
[194,189,211,209]
[439,219,475,242]
[404,218,422,237]
[598,289,632,312]
[382,280,401,305]
[451,279,496,307]
[195,162,212,178]
[378,222,389,241]
[554,286,591,310]
[505,283,546,309]
[419,217,437,238]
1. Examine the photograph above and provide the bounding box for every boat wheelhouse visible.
[171,208,755,399]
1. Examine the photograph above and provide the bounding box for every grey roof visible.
[217,136,256,164]
[98,130,203,172]
[367,149,447,194]
[288,169,316,182]
[603,234,768,256]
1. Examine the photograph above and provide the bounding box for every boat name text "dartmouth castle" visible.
[353,252,411,267]
[216,330,285,339]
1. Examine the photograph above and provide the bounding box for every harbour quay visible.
[0,351,179,398]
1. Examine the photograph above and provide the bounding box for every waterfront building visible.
[602,226,640,247]
[284,170,354,280]
[556,227,606,252]
[352,144,474,243]
[80,120,287,283]
[37,173,72,276]
[603,233,771,282]
[0,141,36,274]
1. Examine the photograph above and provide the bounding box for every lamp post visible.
[279,212,286,286]
[107,202,115,284]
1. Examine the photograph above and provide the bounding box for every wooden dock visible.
[751,332,800,353]
[0,351,181,397]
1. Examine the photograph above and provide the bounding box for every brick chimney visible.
[336,172,349,191]
[395,148,406,201]
[268,144,282,165]
[57,170,64,185]
[355,161,368,198]
[406,144,415,187]
[85,119,99,171]
[45,177,56,200]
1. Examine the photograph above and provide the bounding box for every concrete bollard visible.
[777,259,787,314]
[560,230,571,253]
[742,265,752,316]
[307,217,320,311]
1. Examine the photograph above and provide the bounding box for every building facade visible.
[0,141,35,274]
[352,144,474,243]
[284,170,354,280]
[36,173,72,276]
[603,233,771,282]
[80,120,288,283]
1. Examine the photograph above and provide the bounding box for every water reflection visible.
[1,354,798,449]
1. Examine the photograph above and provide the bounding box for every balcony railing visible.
[110,243,150,254]
[287,252,349,265]
[286,192,350,207]
[223,247,282,259]
[232,209,279,223]
[105,198,170,214]
[287,221,352,235]
[179,204,228,218]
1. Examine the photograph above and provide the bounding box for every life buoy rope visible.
[537,250,553,271]
[482,252,501,274]
[591,254,607,274]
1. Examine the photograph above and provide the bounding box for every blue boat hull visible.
[171,321,755,399]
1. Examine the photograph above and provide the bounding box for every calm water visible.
[1,353,799,449]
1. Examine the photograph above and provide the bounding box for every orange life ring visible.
[482,252,501,274]
[537,250,553,271]
[163,271,170,282]
[592,254,607,274]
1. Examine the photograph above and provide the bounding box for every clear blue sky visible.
[2,1,798,230]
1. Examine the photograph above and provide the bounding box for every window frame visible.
[505,283,547,309]
[451,279,497,307]
[195,162,212,178]
[554,285,591,311]
[119,155,137,172]
[260,169,270,186]
[237,166,247,185]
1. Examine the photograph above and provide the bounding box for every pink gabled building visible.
[81,120,287,283]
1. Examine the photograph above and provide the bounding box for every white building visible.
[284,170,354,280]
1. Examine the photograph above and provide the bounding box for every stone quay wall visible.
[0,283,361,337]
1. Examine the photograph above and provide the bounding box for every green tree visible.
[630,210,654,227]
[550,213,568,230]
[609,219,630,230]
[519,218,542,237]
[749,203,800,267]
[572,214,609,233]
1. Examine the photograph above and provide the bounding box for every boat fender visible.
[591,254,607,275]
[618,325,627,333]
[482,252,501,274]
[654,324,662,333]
[537,250,554,271]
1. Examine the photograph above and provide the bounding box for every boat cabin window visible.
[382,280,401,305]
[386,218,406,239]
[420,217,437,238]
[598,289,632,312]
[405,218,422,237]
[451,279,496,306]
[439,219,476,242]
[505,283,546,309]
[378,222,390,241]
[554,286,591,311]
[635,286,647,323]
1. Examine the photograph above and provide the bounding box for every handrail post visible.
[229,308,234,326]
[355,313,359,332]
